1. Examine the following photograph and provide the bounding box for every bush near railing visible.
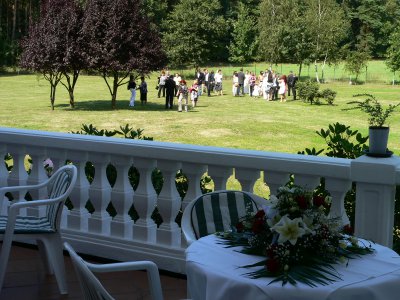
[299,122,400,253]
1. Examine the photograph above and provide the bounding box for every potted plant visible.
[345,94,399,156]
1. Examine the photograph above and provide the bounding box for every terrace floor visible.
[0,242,187,300]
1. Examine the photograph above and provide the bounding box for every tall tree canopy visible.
[82,0,166,109]
[386,26,400,84]
[162,0,227,68]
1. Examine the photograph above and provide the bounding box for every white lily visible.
[271,215,306,245]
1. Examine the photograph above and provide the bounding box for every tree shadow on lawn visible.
[55,99,171,111]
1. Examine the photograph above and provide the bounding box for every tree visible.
[82,0,166,109]
[258,0,312,76]
[19,1,64,110]
[344,50,369,83]
[304,0,348,82]
[386,22,400,85]
[228,2,258,63]
[162,0,227,68]
[58,0,86,108]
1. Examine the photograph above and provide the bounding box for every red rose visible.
[343,224,354,235]
[295,195,308,210]
[252,219,264,234]
[236,222,244,233]
[266,244,278,258]
[255,210,265,218]
[313,195,325,207]
[265,258,280,274]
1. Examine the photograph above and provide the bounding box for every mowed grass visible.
[1,70,400,156]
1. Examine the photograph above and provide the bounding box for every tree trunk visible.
[61,70,80,108]
[298,63,302,79]
[111,72,119,109]
[11,0,17,41]
[314,60,320,83]
[50,84,56,110]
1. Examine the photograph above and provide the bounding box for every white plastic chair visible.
[182,190,267,245]
[64,242,164,300]
[0,164,77,295]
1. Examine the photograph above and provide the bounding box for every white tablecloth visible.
[185,234,400,300]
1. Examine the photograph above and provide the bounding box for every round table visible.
[185,234,400,300]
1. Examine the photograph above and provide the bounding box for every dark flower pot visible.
[369,126,389,154]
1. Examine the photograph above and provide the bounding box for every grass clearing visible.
[0,71,399,155]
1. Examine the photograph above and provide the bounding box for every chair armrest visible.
[87,261,163,300]
[0,180,50,195]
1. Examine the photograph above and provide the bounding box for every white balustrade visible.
[87,153,112,235]
[109,156,134,239]
[181,163,207,209]
[156,160,182,247]
[0,145,9,188]
[207,165,233,190]
[66,151,90,232]
[132,158,158,243]
[235,167,261,193]
[0,127,399,274]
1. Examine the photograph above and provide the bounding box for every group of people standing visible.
[127,67,299,111]
[232,69,298,102]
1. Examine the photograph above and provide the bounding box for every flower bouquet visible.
[216,186,373,287]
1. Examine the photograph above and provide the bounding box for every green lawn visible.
[1,70,399,156]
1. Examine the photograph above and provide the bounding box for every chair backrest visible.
[45,165,77,231]
[64,242,114,300]
[182,190,266,244]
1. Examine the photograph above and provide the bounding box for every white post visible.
[7,145,28,215]
[132,158,158,243]
[67,151,91,232]
[0,145,9,188]
[110,156,134,239]
[88,153,112,235]
[181,163,207,209]
[263,171,290,195]
[351,155,400,247]
[325,178,352,225]
[235,167,260,193]
[157,160,182,247]
[207,165,233,191]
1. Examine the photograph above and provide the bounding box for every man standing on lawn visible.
[237,68,245,96]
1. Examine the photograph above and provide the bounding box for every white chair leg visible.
[41,235,68,294]
[37,239,53,274]
[0,234,13,292]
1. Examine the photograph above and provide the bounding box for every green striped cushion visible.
[0,168,73,234]
[190,191,260,239]
[0,214,55,233]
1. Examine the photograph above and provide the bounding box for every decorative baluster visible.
[263,171,290,195]
[156,160,182,247]
[0,145,9,214]
[132,158,157,243]
[325,178,351,225]
[110,156,134,239]
[207,165,233,191]
[293,174,320,190]
[88,153,112,235]
[235,168,260,193]
[181,163,207,210]
[0,145,8,188]
[26,146,48,217]
[67,151,90,232]
[7,145,28,215]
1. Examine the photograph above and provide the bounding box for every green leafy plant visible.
[344,94,400,127]
[297,80,320,104]
[318,88,337,105]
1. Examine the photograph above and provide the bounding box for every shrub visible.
[319,88,337,105]
[297,80,320,104]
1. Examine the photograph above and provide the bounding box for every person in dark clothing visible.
[165,75,176,109]
[237,68,245,96]
[287,71,298,100]
[208,71,215,97]
[138,76,148,105]
[195,68,205,96]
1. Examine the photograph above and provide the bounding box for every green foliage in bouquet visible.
[217,186,373,287]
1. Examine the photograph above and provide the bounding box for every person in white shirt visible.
[157,71,167,98]
[214,69,223,96]
[173,73,181,97]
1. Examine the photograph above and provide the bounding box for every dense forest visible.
[1,0,400,68]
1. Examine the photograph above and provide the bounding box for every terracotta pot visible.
[369,126,389,154]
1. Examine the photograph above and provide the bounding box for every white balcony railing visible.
[1,127,399,273]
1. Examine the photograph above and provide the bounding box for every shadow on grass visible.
[55,99,172,111]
